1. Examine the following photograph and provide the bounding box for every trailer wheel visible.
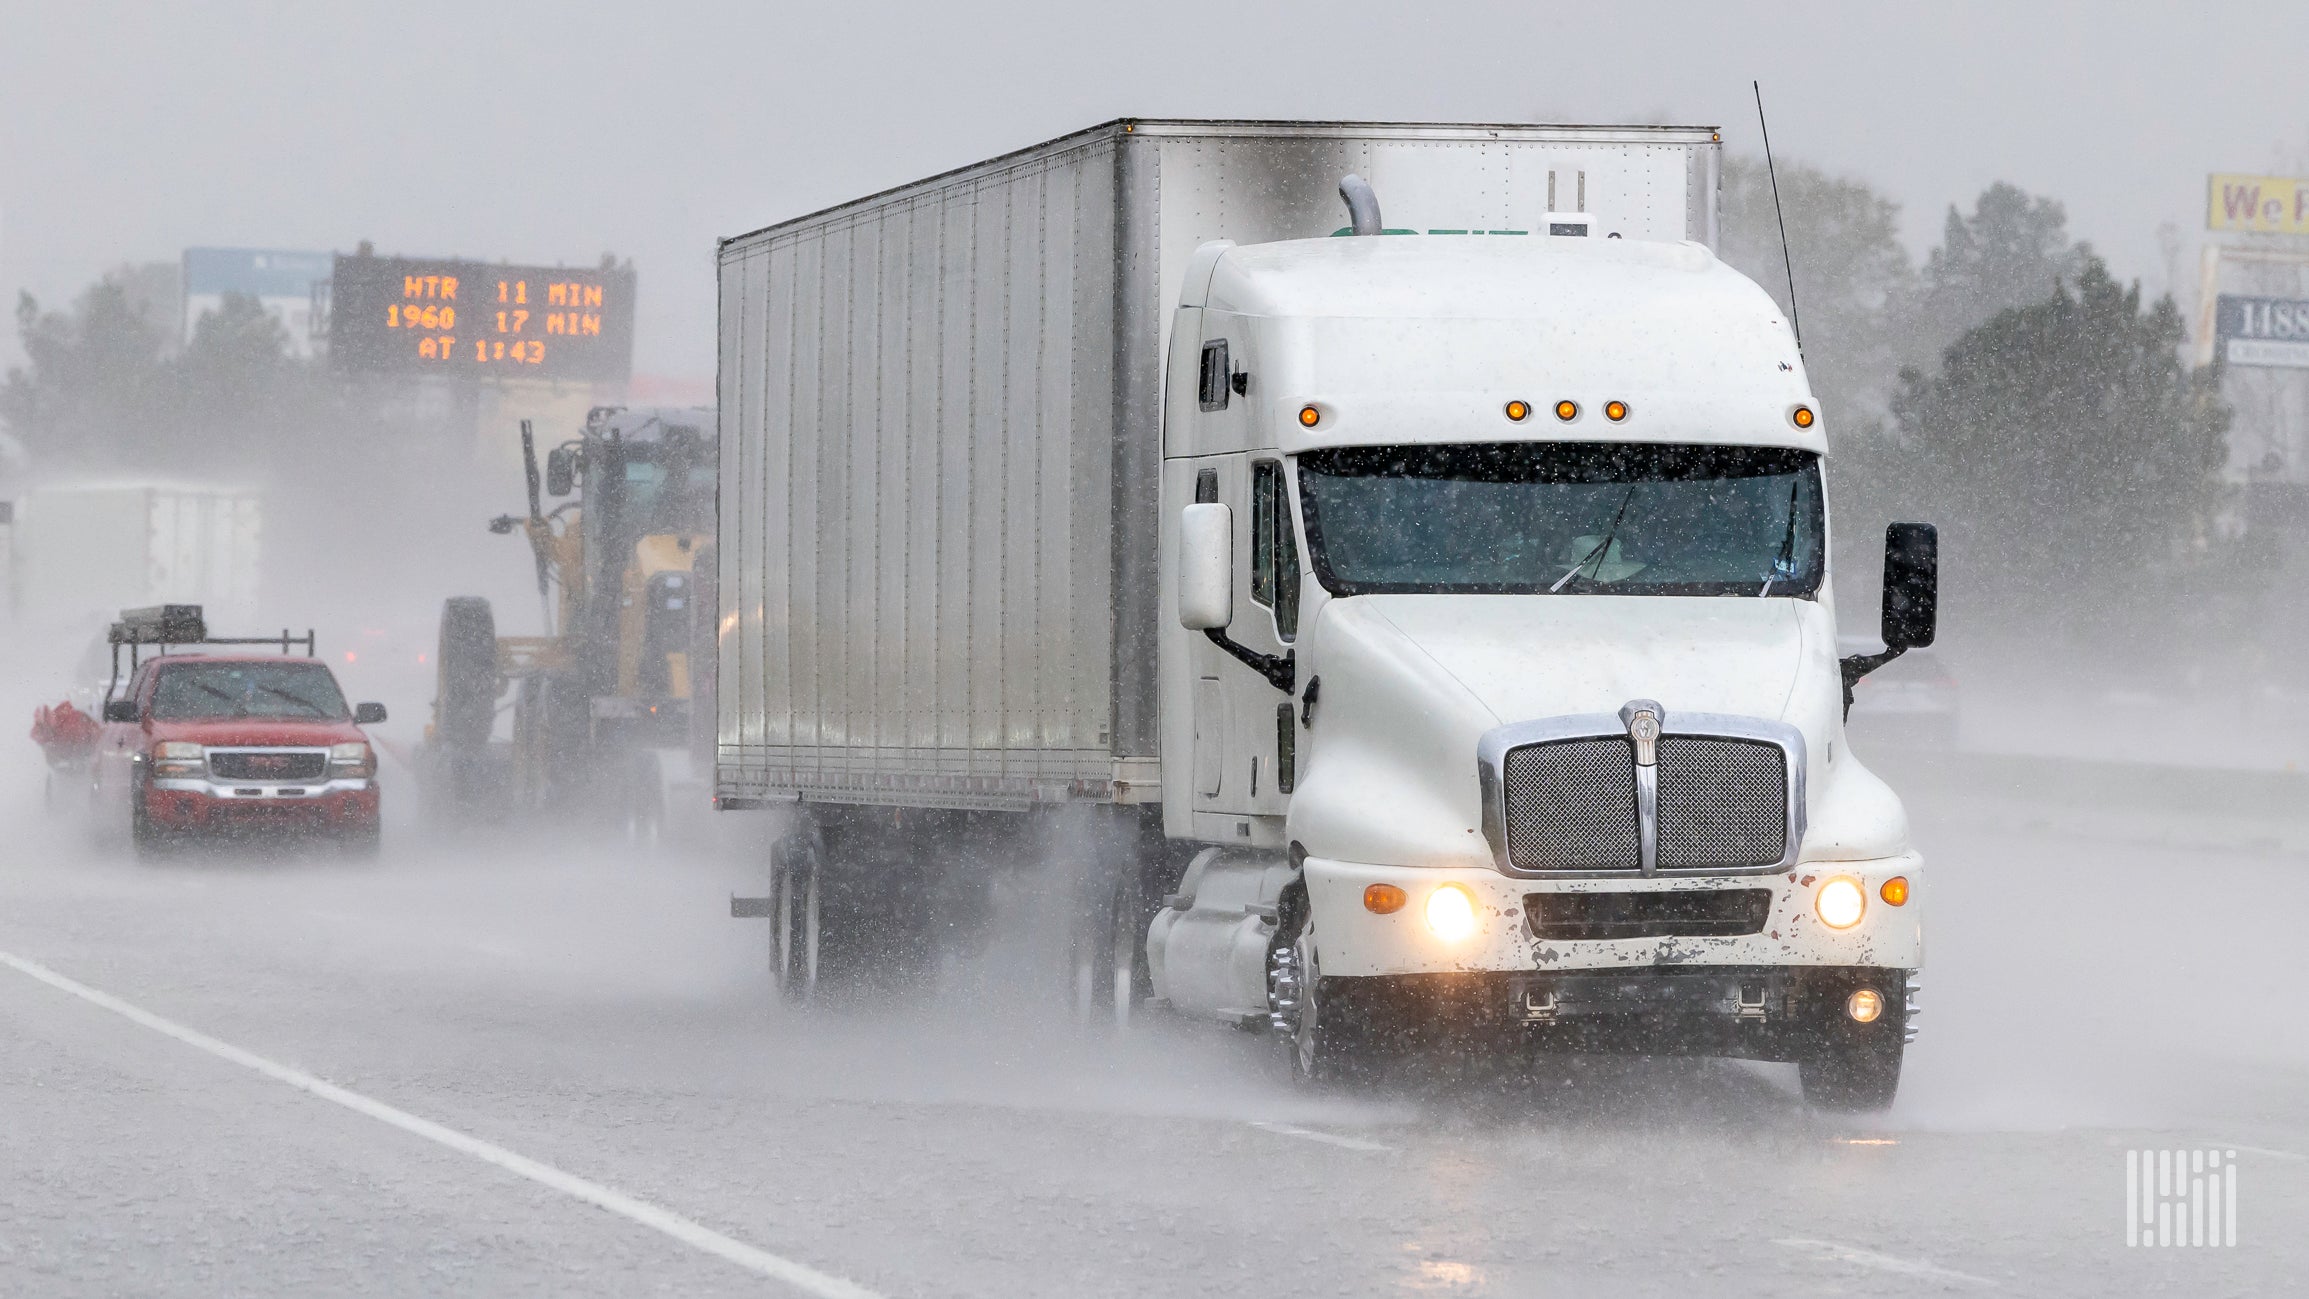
[770,839,824,1004]
[1798,1033,1904,1112]
[436,597,499,747]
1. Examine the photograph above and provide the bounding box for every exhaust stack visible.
[1338,174,1382,236]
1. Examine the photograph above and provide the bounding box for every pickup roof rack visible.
[105,604,317,701]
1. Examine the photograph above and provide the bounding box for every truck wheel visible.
[770,840,822,1004]
[1798,1033,1904,1112]
[130,798,169,860]
[1281,934,1374,1087]
[436,597,499,748]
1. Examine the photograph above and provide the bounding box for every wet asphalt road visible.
[2,760,2303,1297]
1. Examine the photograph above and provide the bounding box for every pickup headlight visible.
[329,742,375,779]
[151,741,204,779]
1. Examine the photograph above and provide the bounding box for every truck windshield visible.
[1297,442,1824,597]
[150,661,351,721]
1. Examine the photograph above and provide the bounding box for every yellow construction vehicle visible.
[421,407,716,834]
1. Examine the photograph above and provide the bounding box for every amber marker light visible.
[1363,883,1408,914]
[1298,404,1321,428]
[1880,876,1910,907]
[1554,399,1579,422]
[1504,400,1530,422]
[1792,405,1816,429]
[1604,400,1629,422]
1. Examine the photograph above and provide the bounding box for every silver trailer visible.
[715,118,1723,816]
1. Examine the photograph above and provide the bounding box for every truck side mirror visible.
[1881,522,1939,651]
[545,446,577,497]
[1178,502,1234,630]
[103,699,139,724]
[355,702,388,725]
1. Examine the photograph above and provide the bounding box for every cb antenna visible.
[1752,80,1804,357]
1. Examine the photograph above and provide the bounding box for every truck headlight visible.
[151,741,204,779]
[1425,883,1478,942]
[1815,877,1866,930]
[329,742,375,779]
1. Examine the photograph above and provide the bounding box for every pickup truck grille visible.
[1501,734,1790,874]
[207,750,328,782]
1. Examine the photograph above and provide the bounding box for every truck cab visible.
[91,609,386,855]
[1146,233,1936,1108]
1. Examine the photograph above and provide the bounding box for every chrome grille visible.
[207,750,328,782]
[1655,736,1787,868]
[1501,738,1640,871]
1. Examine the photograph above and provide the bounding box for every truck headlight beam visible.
[1425,883,1477,942]
[1815,876,1866,930]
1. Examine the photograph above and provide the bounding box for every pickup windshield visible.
[149,661,351,721]
[1297,442,1824,597]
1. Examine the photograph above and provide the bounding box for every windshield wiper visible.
[1550,486,1639,592]
[255,684,329,716]
[1759,478,1801,596]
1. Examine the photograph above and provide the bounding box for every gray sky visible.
[3,0,2303,379]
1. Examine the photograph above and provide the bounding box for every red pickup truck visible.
[94,651,387,856]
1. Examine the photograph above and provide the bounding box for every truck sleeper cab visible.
[1144,233,1935,1109]
[95,649,386,855]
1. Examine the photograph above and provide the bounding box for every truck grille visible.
[1501,739,1640,871]
[207,750,328,782]
[1655,736,1788,869]
[1501,734,1790,874]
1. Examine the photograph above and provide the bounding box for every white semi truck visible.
[716,119,1937,1108]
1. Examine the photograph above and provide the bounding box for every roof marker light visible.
[1792,405,1816,429]
[1505,400,1529,422]
[1555,400,1579,422]
[1298,405,1321,428]
[1604,400,1628,422]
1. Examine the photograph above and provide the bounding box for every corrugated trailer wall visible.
[718,119,1720,813]
[718,132,1129,809]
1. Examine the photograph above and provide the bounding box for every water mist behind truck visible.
[715,119,1937,1109]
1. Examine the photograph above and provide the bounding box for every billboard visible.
[2208,175,2309,235]
[327,254,636,382]
[181,248,334,357]
[2215,294,2309,369]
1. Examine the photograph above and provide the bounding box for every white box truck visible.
[716,119,1936,1108]
[6,481,263,623]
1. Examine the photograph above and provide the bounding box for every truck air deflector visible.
[1475,708,1805,879]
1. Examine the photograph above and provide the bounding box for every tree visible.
[0,277,171,466]
[1909,182,2088,367]
[1888,254,2229,641]
[1719,158,1915,429]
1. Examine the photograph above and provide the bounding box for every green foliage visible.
[1,279,336,473]
[1889,256,2230,637]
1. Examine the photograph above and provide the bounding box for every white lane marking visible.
[0,949,879,1299]
[1249,1120,1393,1152]
[1774,1237,1995,1287]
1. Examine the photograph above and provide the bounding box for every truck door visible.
[1191,452,1298,826]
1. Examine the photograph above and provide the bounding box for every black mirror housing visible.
[1881,522,1939,651]
[102,699,139,724]
[545,446,577,497]
[355,702,388,725]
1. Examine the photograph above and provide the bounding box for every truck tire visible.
[1798,1032,1904,1112]
[436,597,499,748]
[1284,933,1379,1087]
[769,840,820,1004]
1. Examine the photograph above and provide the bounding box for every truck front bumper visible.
[1302,854,1923,978]
[145,779,380,834]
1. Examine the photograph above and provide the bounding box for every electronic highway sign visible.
[328,254,636,381]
